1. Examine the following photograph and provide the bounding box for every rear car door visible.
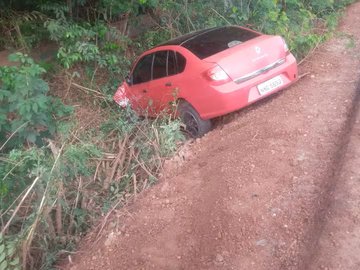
[145,50,186,115]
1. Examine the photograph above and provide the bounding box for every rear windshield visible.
[182,26,259,59]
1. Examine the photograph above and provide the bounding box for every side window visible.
[168,51,177,76]
[132,54,153,85]
[153,51,168,80]
[176,52,186,73]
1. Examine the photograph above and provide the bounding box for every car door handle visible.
[165,82,172,87]
[142,89,148,93]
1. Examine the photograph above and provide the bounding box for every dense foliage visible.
[0,53,72,147]
[0,0,355,57]
[0,0,355,269]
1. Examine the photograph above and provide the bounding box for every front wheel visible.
[178,101,212,138]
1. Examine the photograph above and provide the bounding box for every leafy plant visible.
[45,19,131,77]
[0,53,72,148]
[0,147,44,210]
[0,233,21,270]
[0,9,47,50]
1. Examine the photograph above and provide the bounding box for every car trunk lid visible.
[204,35,286,83]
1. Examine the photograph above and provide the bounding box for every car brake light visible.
[206,65,231,83]
[282,37,290,54]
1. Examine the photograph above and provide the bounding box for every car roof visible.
[156,26,222,47]
[155,25,260,59]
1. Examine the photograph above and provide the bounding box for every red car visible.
[114,26,298,137]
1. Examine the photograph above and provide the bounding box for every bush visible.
[45,18,131,93]
[0,105,184,269]
[138,0,354,58]
[0,53,72,149]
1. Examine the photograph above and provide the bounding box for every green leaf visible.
[0,244,4,256]
[6,244,15,257]
[32,103,38,113]
[0,260,8,270]
[9,257,20,266]
[0,252,5,263]
[26,132,37,143]
[8,53,20,62]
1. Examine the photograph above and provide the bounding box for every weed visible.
[345,35,356,49]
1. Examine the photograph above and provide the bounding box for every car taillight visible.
[206,65,231,83]
[282,37,290,54]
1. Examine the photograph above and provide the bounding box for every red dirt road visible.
[66,2,360,270]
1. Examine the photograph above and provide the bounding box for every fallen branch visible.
[133,174,137,200]
[22,142,66,268]
[71,82,105,97]
[299,72,310,80]
[1,176,40,234]
[104,136,129,190]
[298,40,322,66]
[93,162,102,182]
[0,121,29,152]
[94,198,123,242]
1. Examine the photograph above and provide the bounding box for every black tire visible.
[178,101,212,138]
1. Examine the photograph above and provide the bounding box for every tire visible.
[178,101,212,138]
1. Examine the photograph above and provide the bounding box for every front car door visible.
[128,53,153,115]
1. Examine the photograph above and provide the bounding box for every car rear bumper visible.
[198,53,298,120]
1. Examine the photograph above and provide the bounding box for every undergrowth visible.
[0,52,183,269]
[0,0,356,269]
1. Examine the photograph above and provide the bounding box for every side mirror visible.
[125,75,132,85]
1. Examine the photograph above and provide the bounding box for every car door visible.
[129,53,153,114]
[145,50,186,116]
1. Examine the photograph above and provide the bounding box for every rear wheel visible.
[178,101,212,138]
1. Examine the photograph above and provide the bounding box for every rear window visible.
[153,51,167,80]
[176,52,186,73]
[182,26,259,59]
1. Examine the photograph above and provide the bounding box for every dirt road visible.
[66,2,360,269]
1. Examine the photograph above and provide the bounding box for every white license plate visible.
[257,76,283,95]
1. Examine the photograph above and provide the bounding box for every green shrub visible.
[0,147,45,210]
[0,233,21,270]
[140,0,354,58]
[0,53,72,149]
[45,19,131,90]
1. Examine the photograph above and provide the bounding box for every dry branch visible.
[1,176,40,234]
[0,121,29,152]
[104,136,129,190]
[94,199,123,242]
[298,40,322,66]
[71,82,105,98]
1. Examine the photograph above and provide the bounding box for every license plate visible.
[257,76,283,95]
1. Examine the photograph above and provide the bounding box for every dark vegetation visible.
[0,0,355,269]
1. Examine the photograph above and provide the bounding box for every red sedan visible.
[114,26,298,137]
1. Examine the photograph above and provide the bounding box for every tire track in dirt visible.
[66,2,360,270]
[308,66,360,270]
[305,46,360,269]
[301,4,360,268]
[302,74,360,269]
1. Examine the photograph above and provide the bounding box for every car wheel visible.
[178,101,212,138]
